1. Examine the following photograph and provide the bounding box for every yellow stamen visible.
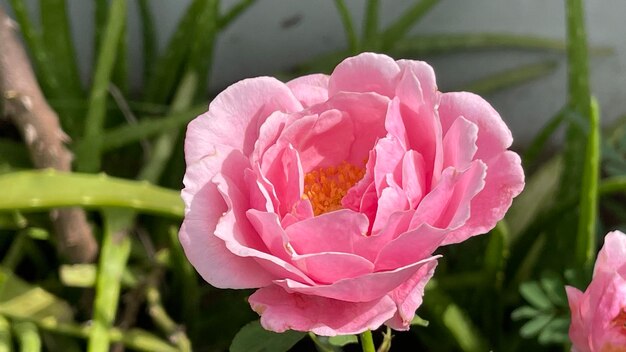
[302,161,365,216]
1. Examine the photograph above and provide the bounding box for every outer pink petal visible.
[249,285,397,336]
[594,231,626,277]
[274,257,439,303]
[291,252,374,285]
[212,174,314,285]
[438,92,513,162]
[252,110,294,166]
[180,152,273,288]
[566,286,591,352]
[386,260,438,330]
[589,274,626,351]
[328,52,400,98]
[440,151,524,245]
[286,209,369,255]
[185,77,303,163]
[286,74,330,108]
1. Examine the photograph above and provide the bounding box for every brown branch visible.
[0,6,97,263]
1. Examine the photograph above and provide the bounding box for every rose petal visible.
[185,77,302,164]
[307,92,389,164]
[291,252,375,284]
[260,144,303,216]
[374,223,445,271]
[212,174,314,285]
[286,209,369,255]
[372,177,409,235]
[274,257,439,302]
[440,151,523,245]
[442,116,478,170]
[594,231,626,277]
[402,150,426,208]
[328,52,400,98]
[246,209,292,261]
[438,92,513,162]
[386,260,438,330]
[286,74,330,108]
[249,285,397,336]
[396,59,438,105]
[410,161,487,231]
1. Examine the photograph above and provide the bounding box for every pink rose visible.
[566,231,626,352]
[179,53,524,335]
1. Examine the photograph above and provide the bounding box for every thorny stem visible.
[0,5,97,263]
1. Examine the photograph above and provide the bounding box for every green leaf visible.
[523,110,567,168]
[539,272,567,306]
[0,170,183,218]
[410,315,430,327]
[230,320,305,352]
[328,335,358,347]
[537,317,570,344]
[459,60,558,96]
[0,211,27,230]
[0,315,11,352]
[59,265,97,288]
[332,0,359,53]
[0,267,73,322]
[218,0,257,29]
[362,0,380,48]
[380,0,441,51]
[519,314,554,338]
[138,0,157,81]
[77,0,128,172]
[511,306,540,321]
[519,282,552,310]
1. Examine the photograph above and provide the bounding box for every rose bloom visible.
[179,53,524,335]
[566,231,626,352]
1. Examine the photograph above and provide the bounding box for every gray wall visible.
[3,0,625,146]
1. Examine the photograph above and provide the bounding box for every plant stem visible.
[359,330,376,352]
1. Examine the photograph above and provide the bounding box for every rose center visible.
[302,161,365,216]
[612,309,626,332]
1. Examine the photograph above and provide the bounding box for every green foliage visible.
[230,320,305,352]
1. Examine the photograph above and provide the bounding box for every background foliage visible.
[0,0,625,351]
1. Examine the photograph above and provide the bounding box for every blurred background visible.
[2,0,625,146]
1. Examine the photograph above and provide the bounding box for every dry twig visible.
[0,6,97,262]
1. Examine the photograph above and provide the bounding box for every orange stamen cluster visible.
[302,161,366,216]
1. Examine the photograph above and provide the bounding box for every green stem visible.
[362,0,379,49]
[380,0,440,51]
[333,0,359,54]
[359,330,376,352]
[14,321,41,351]
[218,0,257,29]
[87,210,132,352]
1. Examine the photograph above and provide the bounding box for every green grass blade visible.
[87,210,131,352]
[14,321,40,352]
[380,0,440,51]
[77,0,127,172]
[39,0,83,98]
[332,0,359,54]
[424,282,489,352]
[7,0,57,94]
[112,18,129,95]
[362,0,380,49]
[138,0,157,81]
[96,105,206,152]
[523,109,567,168]
[0,315,11,352]
[394,33,571,55]
[459,60,558,96]
[143,0,205,103]
[0,170,183,218]
[576,98,600,270]
[218,0,257,29]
